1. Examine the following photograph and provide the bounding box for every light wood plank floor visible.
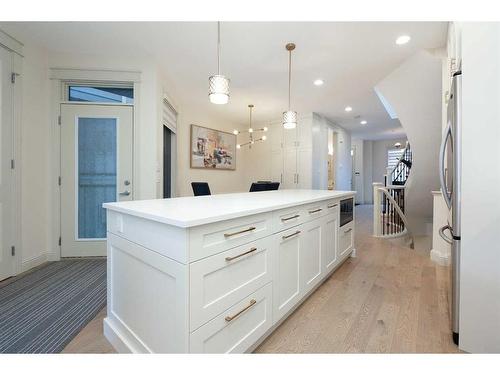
[63,205,460,353]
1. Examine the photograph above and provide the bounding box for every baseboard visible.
[103,318,133,353]
[430,249,451,266]
[21,253,49,273]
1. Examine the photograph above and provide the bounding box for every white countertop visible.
[104,189,355,228]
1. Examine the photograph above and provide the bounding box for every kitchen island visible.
[103,189,356,353]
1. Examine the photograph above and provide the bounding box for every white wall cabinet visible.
[270,116,314,189]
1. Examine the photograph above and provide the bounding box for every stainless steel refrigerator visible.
[439,70,461,345]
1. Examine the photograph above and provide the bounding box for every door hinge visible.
[58,237,62,246]
[11,72,19,84]
[58,176,62,186]
[11,246,15,256]
[58,115,62,125]
[11,159,15,169]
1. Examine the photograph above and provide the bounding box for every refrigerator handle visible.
[439,224,453,244]
[439,121,453,209]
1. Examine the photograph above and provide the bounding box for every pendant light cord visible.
[288,49,292,110]
[217,21,221,75]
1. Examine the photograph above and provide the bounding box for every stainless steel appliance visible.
[439,70,461,345]
[340,197,354,227]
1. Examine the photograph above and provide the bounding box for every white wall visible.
[459,22,500,354]
[376,51,443,235]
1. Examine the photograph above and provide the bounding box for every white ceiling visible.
[0,22,448,140]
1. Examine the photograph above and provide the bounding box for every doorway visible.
[60,104,133,257]
[327,128,337,190]
[163,126,172,198]
[0,46,14,280]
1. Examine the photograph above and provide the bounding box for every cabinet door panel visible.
[283,148,297,189]
[273,228,302,323]
[300,218,323,295]
[296,148,312,189]
[271,149,283,185]
[323,213,339,274]
[283,127,297,149]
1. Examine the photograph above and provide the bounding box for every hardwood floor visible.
[63,204,460,353]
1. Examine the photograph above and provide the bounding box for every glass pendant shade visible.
[283,110,297,129]
[209,75,230,104]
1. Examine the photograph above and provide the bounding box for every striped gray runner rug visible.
[0,259,106,353]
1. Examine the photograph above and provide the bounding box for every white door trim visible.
[0,44,22,277]
[49,70,140,261]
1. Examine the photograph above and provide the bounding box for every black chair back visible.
[249,182,280,192]
[268,182,280,190]
[191,182,211,196]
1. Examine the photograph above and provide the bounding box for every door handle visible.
[119,190,131,196]
[439,121,453,209]
[439,225,453,244]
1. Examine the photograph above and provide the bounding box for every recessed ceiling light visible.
[345,106,352,112]
[360,120,368,125]
[313,79,324,86]
[395,35,411,45]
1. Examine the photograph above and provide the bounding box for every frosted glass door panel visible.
[77,117,117,239]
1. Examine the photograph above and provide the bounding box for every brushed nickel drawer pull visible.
[327,204,338,209]
[224,226,256,238]
[282,230,301,240]
[281,214,300,222]
[225,299,257,322]
[225,247,257,262]
[344,228,353,234]
[308,208,323,214]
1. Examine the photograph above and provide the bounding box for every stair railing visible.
[373,182,414,249]
[387,142,412,186]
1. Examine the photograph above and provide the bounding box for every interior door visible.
[0,46,14,280]
[60,104,133,257]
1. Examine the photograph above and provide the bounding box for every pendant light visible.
[283,43,297,129]
[209,22,230,104]
[235,104,268,149]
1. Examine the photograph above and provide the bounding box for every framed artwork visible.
[190,124,236,170]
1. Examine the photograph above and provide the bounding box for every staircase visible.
[373,142,414,248]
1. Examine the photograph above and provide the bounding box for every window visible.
[68,86,134,104]
[387,148,404,169]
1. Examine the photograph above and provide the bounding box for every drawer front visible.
[190,283,273,353]
[189,212,273,262]
[303,201,328,220]
[272,206,305,232]
[339,221,354,258]
[190,237,273,331]
[325,199,340,215]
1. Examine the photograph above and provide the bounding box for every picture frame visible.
[190,124,237,170]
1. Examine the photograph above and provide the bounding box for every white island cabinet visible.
[103,189,355,353]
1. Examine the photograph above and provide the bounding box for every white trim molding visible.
[0,29,23,56]
[50,68,141,83]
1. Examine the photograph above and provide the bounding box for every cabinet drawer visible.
[190,283,273,353]
[303,201,328,220]
[339,221,354,258]
[325,200,340,215]
[272,206,305,232]
[189,237,273,331]
[189,212,273,262]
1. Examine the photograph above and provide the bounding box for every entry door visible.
[0,47,14,280]
[60,104,133,257]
